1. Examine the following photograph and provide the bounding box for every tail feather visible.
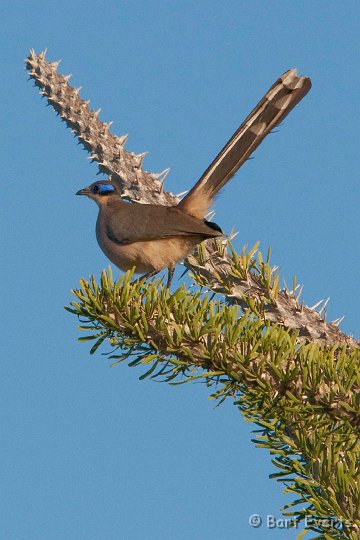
[178,69,311,218]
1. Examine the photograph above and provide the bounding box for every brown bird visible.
[77,69,311,287]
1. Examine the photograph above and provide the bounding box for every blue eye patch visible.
[93,183,116,194]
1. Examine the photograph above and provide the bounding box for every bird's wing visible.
[178,69,311,218]
[106,203,222,245]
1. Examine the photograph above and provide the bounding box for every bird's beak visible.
[76,187,91,196]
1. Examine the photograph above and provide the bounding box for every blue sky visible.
[2,2,359,539]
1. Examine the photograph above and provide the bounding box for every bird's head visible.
[76,180,118,204]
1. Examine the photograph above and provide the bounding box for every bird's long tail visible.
[178,69,311,219]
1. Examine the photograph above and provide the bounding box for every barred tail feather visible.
[178,69,311,218]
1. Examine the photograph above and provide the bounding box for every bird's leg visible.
[134,268,173,288]
[166,266,175,289]
[136,271,158,283]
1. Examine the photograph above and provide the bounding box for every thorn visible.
[74,86,82,94]
[176,190,188,198]
[318,297,330,315]
[331,316,345,326]
[51,60,61,68]
[157,167,170,184]
[118,134,128,145]
[295,285,303,302]
[105,121,113,128]
[94,108,101,117]
[290,283,301,296]
[133,152,147,167]
[310,299,324,310]
[64,74,72,82]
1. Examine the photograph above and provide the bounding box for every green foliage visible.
[66,249,360,540]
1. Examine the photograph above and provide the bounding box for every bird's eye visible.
[92,184,100,194]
